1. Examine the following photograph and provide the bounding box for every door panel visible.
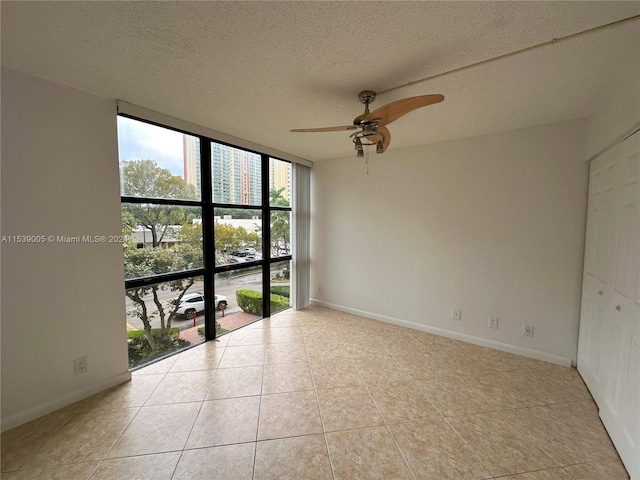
[579,158,617,400]
[579,133,639,479]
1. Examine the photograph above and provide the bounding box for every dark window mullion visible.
[121,196,203,207]
[268,255,292,264]
[200,138,216,340]
[214,260,263,274]
[212,202,263,210]
[261,154,271,318]
[124,268,206,290]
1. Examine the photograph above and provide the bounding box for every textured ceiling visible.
[2,1,639,162]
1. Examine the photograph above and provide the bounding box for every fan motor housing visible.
[358,90,376,105]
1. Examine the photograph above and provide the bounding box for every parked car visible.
[230,248,257,257]
[173,292,228,318]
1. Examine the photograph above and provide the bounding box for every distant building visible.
[212,143,261,205]
[184,140,291,206]
[130,226,182,249]
[214,215,261,233]
[269,158,291,203]
[183,135,201,198]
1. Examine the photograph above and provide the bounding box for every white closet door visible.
[578,144,618,403]
[578,132,640,478]
[599,133,640,478]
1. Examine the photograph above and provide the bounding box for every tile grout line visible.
[442,415,496,478]
[495,408,564,468]
[304,327,337,480]
[168,346,222,479]
[352,353,418,480]
[2,306,624,479]
[83,364,175,474]
[250,341,267,479]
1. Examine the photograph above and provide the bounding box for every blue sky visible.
[117,116,185,176]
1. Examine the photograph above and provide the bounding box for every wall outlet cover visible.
[74,356,88,375]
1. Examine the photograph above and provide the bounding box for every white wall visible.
[1,68,130,431]
[585,58,640,160]
[311,119,588,365]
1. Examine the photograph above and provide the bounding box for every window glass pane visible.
[118,117,200,200]
[211,142,261,205]
[269,158,291,207]
[215,268,263,335]
[122,204,203,279]
[214,208,262,267]
[125,276,205,369]
[270,210,291,258]
[270,260,291,315]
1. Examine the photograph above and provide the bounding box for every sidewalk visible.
[218,311,260,331]
[178,311,260,343]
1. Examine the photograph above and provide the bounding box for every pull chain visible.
[365,148,370,175]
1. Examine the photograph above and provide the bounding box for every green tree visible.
[121,159,202,354]
[214,223,261,264]
[124,223,202,351]
[121,160,197,247]
[269,187,290,256]
[269,187,289,207]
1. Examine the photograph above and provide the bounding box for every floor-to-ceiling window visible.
[268,158,293,315]
[118,115,293,369]
[211,145,293,333]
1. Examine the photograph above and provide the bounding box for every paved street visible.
[125,271,289,331]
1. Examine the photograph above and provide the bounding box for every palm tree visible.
[269,187,290,256]
[269,187,289,207]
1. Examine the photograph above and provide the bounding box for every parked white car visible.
[174,292,228,318]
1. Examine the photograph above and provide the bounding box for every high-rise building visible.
[211,142,261,204]
[183,135,201,198]
[269,157,291,205]
[186,141,291,206]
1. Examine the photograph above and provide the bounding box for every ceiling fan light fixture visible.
[291,90,444,159]
[354,137,364,158]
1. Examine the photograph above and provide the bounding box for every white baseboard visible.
[310,298,572,367]
[1,371,132,432]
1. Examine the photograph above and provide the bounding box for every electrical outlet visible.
[74,356,88,375]
[489,316,499,329]
[522,325,534,337]
[452,308,462,321]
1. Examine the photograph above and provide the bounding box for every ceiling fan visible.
[290,90,444,157]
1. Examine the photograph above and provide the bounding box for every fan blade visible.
[290,125,358,133]
[352,113,367,125]
[364,94,444,126]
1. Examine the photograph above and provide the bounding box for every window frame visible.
[120,114,292,346]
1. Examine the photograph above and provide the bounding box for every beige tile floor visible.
[1,306,631,479]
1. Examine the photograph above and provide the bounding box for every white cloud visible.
[117,116,189,176]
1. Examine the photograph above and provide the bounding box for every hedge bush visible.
[270,285,290,298]
[271,293,290,312]
[127,327,188,369]
[198,326,228,337]
[236,289,289,315]
[236,289,262,314]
